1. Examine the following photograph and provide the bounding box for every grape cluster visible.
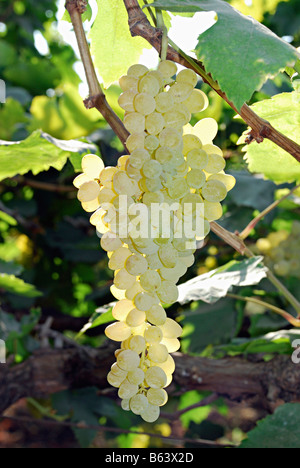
[256,222,300,277]
[73,60,235,422]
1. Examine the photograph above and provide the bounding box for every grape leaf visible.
[148,0,298,110]
[240,92,300,184]
[0,260,23,276]
[181,298,238,353]
[0,130,96,181]
[76,304,114,338]
[240,403,300,448]
[0,274,42,298]
[178,257,267,304]
[90,0,151,88]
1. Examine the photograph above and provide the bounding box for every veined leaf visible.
[149,0,298,110]
[240,403,300,448]
[90,0,151,88]
[240,92,300,184]
[0,274,42,298]
[0,130,96,181]
[178,257,267,304]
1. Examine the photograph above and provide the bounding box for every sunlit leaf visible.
[178,257,267,304]
[90,0,151,88]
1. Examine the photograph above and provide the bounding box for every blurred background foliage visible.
[0,0,300,448]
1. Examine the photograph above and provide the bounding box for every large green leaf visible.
[0,274,42,298]
[149,0,298,110]
[178,257,267,304]
[240,403,300,448]
[181,298,238,353]
[0,130,96,181]
[90,0,151,88]
[240,92,300,184]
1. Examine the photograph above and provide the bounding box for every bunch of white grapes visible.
[256,222,300,278]
[73,60,235,422]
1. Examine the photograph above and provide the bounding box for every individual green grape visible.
[182,134,202,155]
[155,91,175,113]
[154,146,175,165]
[140,269,162,292]
[127,64,148,78]
[145,112,165,135]
[77,180,100,203]
[112,299,134,321]
[158,60,177,78]
[140,404,160,423]
[129,335,147,354]
[113,171,139,197]
[125,254,148,276]
[163,109,188,131]
[124,112,145,134]
[148,343,169,363]
[125,282,145,301]
[167,178,189,199]
[158,244,178,268]
[159,318,183,339]
[146,304,167,326]
[201,179,227,202]
[126,308,146,327]
[145,366,167,388]
[205,153,226,174]
[186,148,208,170]
[144,134,160,152]
[159,127,182,149]
[126,132,145,153]
[107,371,125,388]
[142,159,162,179]
[105,321,132,342]
[114,268,137,290]
[147,388,168,407]
[186,169,206,189]
[117,349,141,371]
[129,148,150,169]
[118,380,139,399]
[100,231,122,252]
[134,292,159,311]
[120,74,138,92]
[161,337,180,353]
[127,368,145,385]
[176,68,198,87]
[168,82,194,103]
[134,93,156,115]
[157,280,179,304]
[138,74,160,96]
[144,326,163,344]
[81,154,104,179]
[118,90,136,112]
[130,394,149,415]
[183,89,209,113]
[73,172,91,189]
[207,173,236,191]
[204,200,223,222]
[108,247,131,270]
[190,118,218,145]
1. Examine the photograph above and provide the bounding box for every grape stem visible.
[240,183,300,240]
[227,293,300,328]
[123,0,300,163]
[65,0,130,152]
[155,9,168,61]
[210,221,300,316]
